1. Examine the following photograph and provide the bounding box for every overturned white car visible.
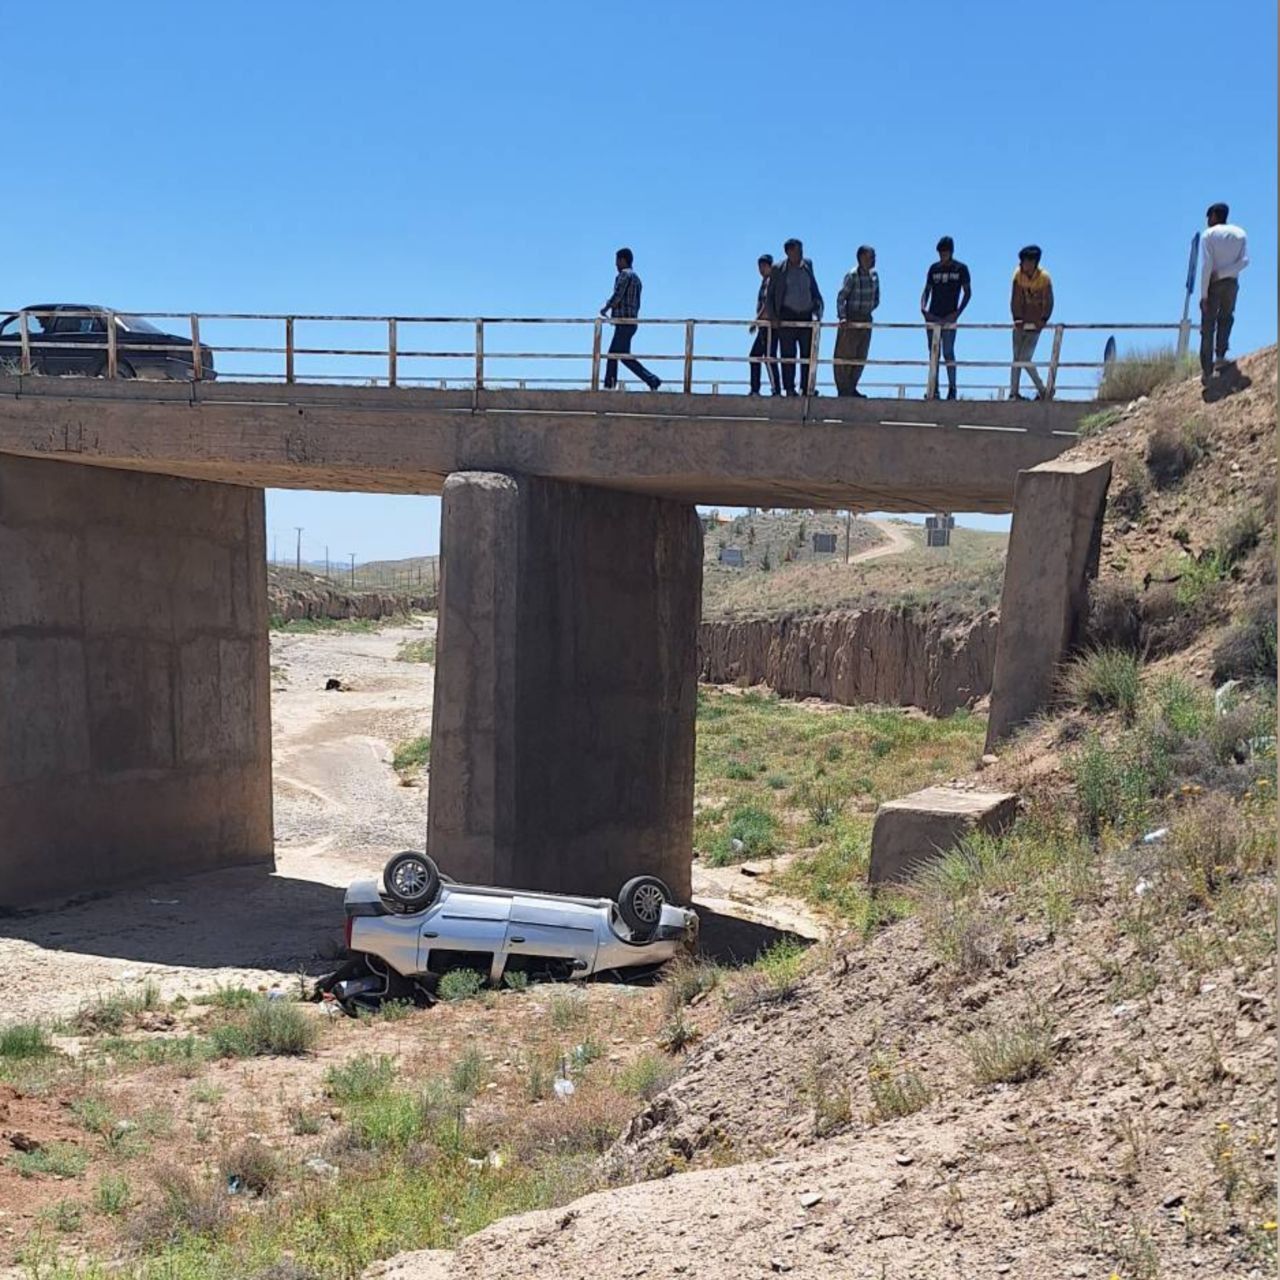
[326,852,697,1008]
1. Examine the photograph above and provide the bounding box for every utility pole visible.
[349,553,356,588]
[294,527,303,573]
[324,545,330,580]
[271,533,277,565]
[844,510,852,564]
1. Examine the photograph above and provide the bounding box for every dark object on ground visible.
[313,954,436,1017]
[1202,364,1252,404]
[324,678,343,692]
[1087,578,1141,651]
[0,305,215,380]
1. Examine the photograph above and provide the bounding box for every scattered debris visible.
[324,678,344,692]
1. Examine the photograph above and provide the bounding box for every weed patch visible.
[1061,648,1141,720]
[0,1023,54,1060]
[967,1011,1056,1086]
[395,637,435,664]
[438,968,485,1002]
[391,734,431,777]
[1098,348,1196,402]
[209,999,318,1058]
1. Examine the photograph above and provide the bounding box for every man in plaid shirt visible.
[835,246,879,397]
[600,247,661,391]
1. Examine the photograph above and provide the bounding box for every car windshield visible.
[117,315,164,334]
[0,313,50,335]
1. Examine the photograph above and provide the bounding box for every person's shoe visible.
[946,388,958,401]
[648,378,662,391]
[1033,392,1045,402]
[1009,392,1026,401]
[747,389,760,396]
[851,389,867,399]
[1213,359,1227,375]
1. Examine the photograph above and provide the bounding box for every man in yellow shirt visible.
[1009,245,1054,400]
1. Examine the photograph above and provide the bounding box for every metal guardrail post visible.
[926,323,941,399]
[683,320,695,395]
[18,312,30,375]
[190,315,203,381]
[285,317,295,384]
[106,312,118,379]
[806,318,821,396]
[590,316,603,391]
[1175,317,1191,360]
[474,319,485,390]
[388,318,398,388]
[1045,323,1065,400]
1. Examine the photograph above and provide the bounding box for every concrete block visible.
[868,786,1018,884]
[986,458,1111,748]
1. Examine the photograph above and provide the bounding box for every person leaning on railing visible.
[600,246,662,391]
[1009,244,1054,401]
[834,246,879,398]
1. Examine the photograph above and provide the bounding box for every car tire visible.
[382,851,441,909]
[617,875,671,939]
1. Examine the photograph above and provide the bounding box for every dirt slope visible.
[369,356,1276,1280]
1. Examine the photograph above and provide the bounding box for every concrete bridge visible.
[0,322,1115,907]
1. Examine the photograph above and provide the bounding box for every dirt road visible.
[851,517,916,563]
[0,618,819,1023]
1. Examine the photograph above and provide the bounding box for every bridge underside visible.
[0,378,1086,513]
[0,380,1107,909]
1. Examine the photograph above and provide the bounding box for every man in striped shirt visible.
[600,247,661,391]
[834,246,879,397]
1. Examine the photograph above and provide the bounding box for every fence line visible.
[1,307,1190,400]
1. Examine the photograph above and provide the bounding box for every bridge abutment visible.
[427,471,701,901]
[0,457,273,907]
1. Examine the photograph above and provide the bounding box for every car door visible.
[504,894,599,974]
[418,888,511,985]
[45,309,106,377]
[0,310,57,373]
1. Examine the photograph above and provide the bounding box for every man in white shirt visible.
[1200,202,1249,384]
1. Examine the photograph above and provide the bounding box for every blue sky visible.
[5,0,1274,560]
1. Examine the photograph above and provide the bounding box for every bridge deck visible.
[0,377,1092,512]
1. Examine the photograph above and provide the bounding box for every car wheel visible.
[382,851,440,909]
[617,875,671,939]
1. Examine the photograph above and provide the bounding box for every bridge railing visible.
[0,309,1188,400]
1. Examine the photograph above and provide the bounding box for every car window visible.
[52,313,104,335]
[0,312,51,336]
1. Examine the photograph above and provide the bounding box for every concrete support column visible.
[428,472,702,901]
[985,457,1112,748]
[0,457,273,907]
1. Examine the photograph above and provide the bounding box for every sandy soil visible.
[0,618,818,1024]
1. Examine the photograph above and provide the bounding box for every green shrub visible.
[11,1142,88,1179]
[73,980,163,1035]
[1077,406,1124,436]
[449,1046,486,1097]
[867,1054,932,1122]
[1070,732,1161,837]
[1213,507,1263,569]
[1086,578,1141,651]
[1098,348,1195,403]
[396,637,436,664]
[617,1053,673,1100]
[392,734,431,776]
[1060,648,1141,721]
[346,1091,434,1152]
[437,968,485,1002]
[724,761,757,781]
[0,1023,54,1060]
[194,984,258,1010]
[799,780,845,827]
[660,957,721,1014]
[967,1012,1056,1086]
[95,1172,131,1216]
[501,970,530,991]
[325,1053,395,1103]
[705,803,781,865]
[210,999,318,1058]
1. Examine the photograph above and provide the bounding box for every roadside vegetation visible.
[391,733,432,780]
[395,636,436,664]
[268,615,382,634]
[1097,347,1198,402]
[694,687,985,925]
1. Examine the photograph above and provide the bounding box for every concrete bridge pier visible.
[427,471,702,902]
[0,456,273,908]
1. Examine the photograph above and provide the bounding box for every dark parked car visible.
[0,305,215,380]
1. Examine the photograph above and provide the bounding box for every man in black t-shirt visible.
[920,236,972,399]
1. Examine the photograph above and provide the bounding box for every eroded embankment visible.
[269,583,437,623]
[698,606,997,716]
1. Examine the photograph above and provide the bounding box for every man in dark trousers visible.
[600,247,661,391]
[1009,245,1053,400]
[748,253,780,395]
[920,236,972,399]
[834,246,879,397]
[766,238,823,395]
[1199,202,1249,386]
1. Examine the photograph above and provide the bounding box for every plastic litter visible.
[553,1077,575,1099]
[332,976,381,1001]
[1140,828,1168,845]
[227,1175,245,1195]
[1214,680,1242,714]
[1133,878,1152,898]
[266,988,287,1001]
[730,837,745,854]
